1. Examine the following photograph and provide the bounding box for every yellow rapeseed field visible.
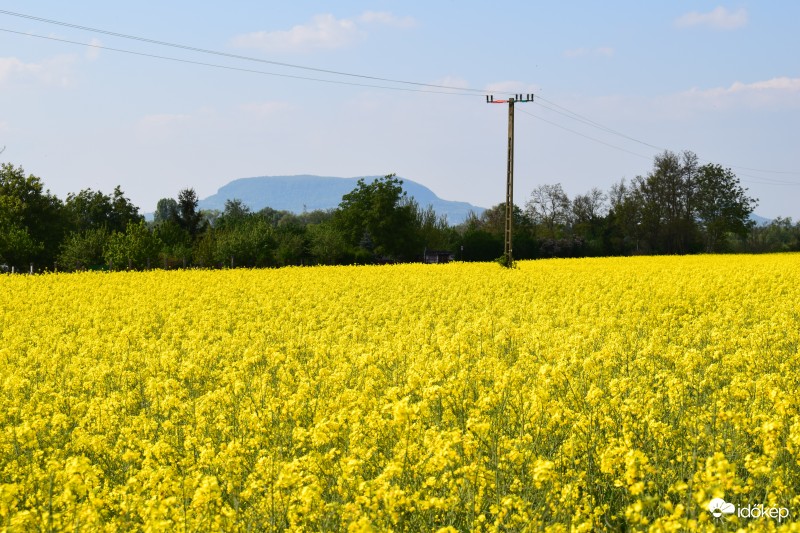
[0,254,799,532]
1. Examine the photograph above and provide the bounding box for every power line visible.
[535,96,664,152]
[533,94,800,179]
[518,108,800,187]
[0,28,479,96]
[0,8,495,96]
[518,108,654,161]
[4,9,798,180]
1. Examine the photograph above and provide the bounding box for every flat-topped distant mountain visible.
[198,175,486,225]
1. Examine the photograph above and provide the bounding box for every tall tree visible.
[526,183,570,239]
[307,222,347,265]
[64,186,141,233]
[334,174,420,260]
[104,220,162,270]
[606,178,643,254]
[58,227,109,270]
[0,200,41,267]
[215,199,250,230]
[636,151,699,254]
[153,198,179,225]
[694,164,757,252]
[0,163,64,267]
[571,187,607,254]
[214,216,275,267]
[176,188,203,238]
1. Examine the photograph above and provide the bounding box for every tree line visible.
[1,150,798,272]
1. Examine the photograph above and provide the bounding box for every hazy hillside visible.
[749,213,772,227]
[198,175,486,225]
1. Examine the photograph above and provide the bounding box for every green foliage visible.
[153,220,192,268]
[0,208,41,267]
[0,151,782,272]
[495,253,515,268]
[177,188,204,237]
[636,151,700,254]
[153,198,179,225]
[216,199,250,230]
[307,222,348,265]
[460,228,502,262]
[526,183,570,239]
[695,163,757,252]
[58,228,110,270]
[739,217,800,253]
[412,200,456,251]
[214,216,275,267]
[335,174,420,260]
[0,162,64,266]
[104,221,162,270]
[64,186,141,234]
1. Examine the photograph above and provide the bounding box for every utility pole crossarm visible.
[486,93,534,267]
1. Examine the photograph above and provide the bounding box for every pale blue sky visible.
[1,2,798,219]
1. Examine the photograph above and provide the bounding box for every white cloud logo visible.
[709,498,735,518]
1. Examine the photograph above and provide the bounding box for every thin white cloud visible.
[359,11,416,28]
[564,47,614,58]
[552,76,800,126]
[675,6,748,30]
[231,11,414,53]
[86,38,102,61]
[674,77,800,111]
[0,57,38,84]
[232,14,360,52]
[0,54,76,87]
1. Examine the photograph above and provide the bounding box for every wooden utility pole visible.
[487,93,533,267]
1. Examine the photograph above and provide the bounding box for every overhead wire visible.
[519,107,800,187]
[533,94,800,180]
[518,108,653,160]
[0,8,495,95]
[2,8,798,182]
[0,28,479,96]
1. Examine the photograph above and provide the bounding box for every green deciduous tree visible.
[0,204,41,267]
[153,198,179,225]
[177,188,204,238]
[214,216,275,268]
[307,222,348,265]
[526,183,571,239]
[334,174,420,261]
[636,151,700,254]
[0,163,64,267]
[104,220,162,270]
[64,186,141,234]
[153,220,192,268]
[695,164,757,252]
[58,227,109,270]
